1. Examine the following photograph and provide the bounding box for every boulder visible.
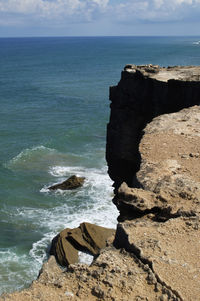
[50,222,115,267]
[48,175,85,190]
[50,228,79,267]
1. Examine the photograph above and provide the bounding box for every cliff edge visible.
[1,65,200,301]
[106,64,200,190]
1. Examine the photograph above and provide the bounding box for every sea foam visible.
[8,163,118,281]
[35,164,118,265]
[193,41,200,45]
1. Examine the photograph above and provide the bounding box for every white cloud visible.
[0,0,82,15]
[109,0,200,23]
[0,0,200,29]
[0,0,110,22]
[90,0,109,9]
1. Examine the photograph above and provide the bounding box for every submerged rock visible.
[50,222,115,267]
[48,175,85,190]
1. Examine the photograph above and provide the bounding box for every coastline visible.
[1,65,200,300]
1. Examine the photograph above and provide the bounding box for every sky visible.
[0,0,200,37]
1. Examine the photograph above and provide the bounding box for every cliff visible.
[1,65,200,301]
[106,65,200,190]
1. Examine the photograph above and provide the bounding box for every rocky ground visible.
[1,66,200,301]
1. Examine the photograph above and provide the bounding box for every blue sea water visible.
[0,36,200,294]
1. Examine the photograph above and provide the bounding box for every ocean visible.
[0,36,200,294]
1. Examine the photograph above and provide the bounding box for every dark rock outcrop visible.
[106,65,200,190]
[48,175,85,190]
[50,222,115,267]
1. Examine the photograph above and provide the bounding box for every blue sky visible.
[0,0,200,37]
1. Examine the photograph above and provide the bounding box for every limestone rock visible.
[50,228,79,266]
[137,106,200,205]
[0,248,178,301]
[48,175,85,190]
[114,216,200,301]
[114,183,171,220]
[137,106,200,216]
[106,66,200,301]
[50,222,115,266]
[113,106,200,221]
[111,105,200,300]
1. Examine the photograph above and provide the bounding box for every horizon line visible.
[0,34,200,39]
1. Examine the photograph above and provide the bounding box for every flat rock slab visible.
[124,64,200,82]
[50,222,115,266]
[115,216,200,301]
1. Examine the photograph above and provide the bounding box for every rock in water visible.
[48,175,85,190]
[50,222,115,266]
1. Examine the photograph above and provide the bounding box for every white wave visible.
[6,145,58,171]
[40,186,51,193]
[5,145,87,174]
[9,145,55,162]
[0,249,19,263]
[28,164,117,268]
[29,232,55,265]
[193,41,200,45]
[0,248,40,295]
[49,165,86,177]
[3,161,118,292]
[78,251,94,265]
[6,161,117,230]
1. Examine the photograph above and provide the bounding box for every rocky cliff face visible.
[1,66,200,301]
[106,65,200,190]
[113,105,200,301]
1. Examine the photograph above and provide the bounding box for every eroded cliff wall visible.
[106,65,200,190]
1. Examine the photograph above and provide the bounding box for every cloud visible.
[109,0,200,23]
[0,0,200,31]
[0,0,109,25]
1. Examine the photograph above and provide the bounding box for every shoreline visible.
[1,65,200,300]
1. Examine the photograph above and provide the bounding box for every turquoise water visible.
[1,36,200,294]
